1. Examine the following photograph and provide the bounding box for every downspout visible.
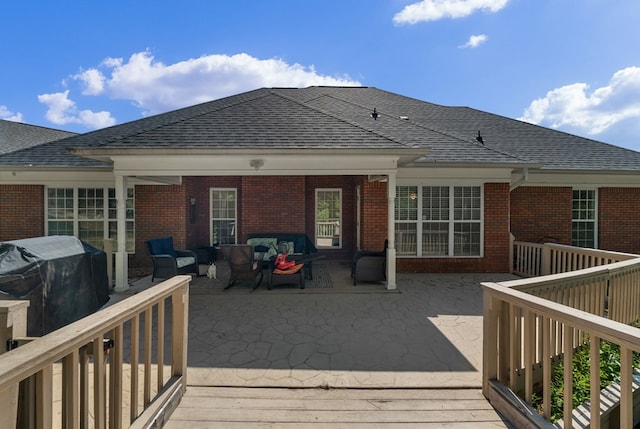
[508,168,528,274]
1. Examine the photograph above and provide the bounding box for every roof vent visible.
[399,116,409,121]
[475,131,484,145]
[371,108,378,120]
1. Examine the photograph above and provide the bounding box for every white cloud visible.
[0,106,24,122]
[460,34,488,48]
[73,51,361,116]
[37,90,116,129]
[519,66,640,136]
[393,0,509,24]
[73,69,106,95]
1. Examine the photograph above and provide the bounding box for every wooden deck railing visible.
[513,241,638,278]
[486,244,640,428]
[0,275,190,429]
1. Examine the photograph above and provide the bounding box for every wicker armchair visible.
[219,244,264,290]
[351,240,387,286]
[145,237,198,281]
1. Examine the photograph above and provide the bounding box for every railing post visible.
[172,285,189,393]
[0,300,29,429]
[482,286,501,398]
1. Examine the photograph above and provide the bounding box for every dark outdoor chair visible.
[351,239,387,285]
[145,237,198,281]
[268,262,305,290]
[219,244,264,290]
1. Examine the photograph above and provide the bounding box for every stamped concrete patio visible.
[125,260,517,390]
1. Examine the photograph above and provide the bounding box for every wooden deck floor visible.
[164,386,514,428]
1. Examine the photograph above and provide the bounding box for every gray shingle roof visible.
[1,87,639,171]
[0,120,76,155]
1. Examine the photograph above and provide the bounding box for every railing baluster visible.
[563,324,573,429]
[590,336,601,429]
[524,310,535,403]
[35,365,53,429]
[157,299,165,391]
[542,316,551,420]
[130,315,140,423]
[63,350,80,429]
[94,334,106,429]
[111,325,124,429]
[144,307,152,406]
[620,346,633,429]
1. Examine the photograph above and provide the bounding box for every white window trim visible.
[315,188,342,249]
[44,186,135,252]
[210,188,237,245]
[396,184,484,258]
[572,188,598,248]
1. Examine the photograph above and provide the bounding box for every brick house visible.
[1,87,640,291]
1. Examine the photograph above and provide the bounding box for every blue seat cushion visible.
[149,237,177,258]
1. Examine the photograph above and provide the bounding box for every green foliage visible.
[533,336,640,423]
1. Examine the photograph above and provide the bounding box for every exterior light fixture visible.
[249,159,264,170]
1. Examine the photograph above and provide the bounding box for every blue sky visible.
[2,0,640,151]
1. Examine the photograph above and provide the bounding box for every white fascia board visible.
[521,170,640,187]
[0,169,115,186]
[110,153,404,176]
[0,169,181,187]
[397,166,512,185]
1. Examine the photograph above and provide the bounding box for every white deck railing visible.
[0,275,190,429]
[513,241,637,277]
[486,244,640,428]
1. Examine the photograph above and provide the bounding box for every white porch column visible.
[386,173,397,290]
[113,174,129,292]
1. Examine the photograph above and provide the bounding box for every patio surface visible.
[121,260,517,389]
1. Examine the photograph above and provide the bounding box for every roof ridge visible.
[269,89,423,149]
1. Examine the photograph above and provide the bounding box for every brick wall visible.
[132,184,188,267]
[0,185,44,241]
[598,187,640,253]
[510,186,572,244]
[183,176,241,249]
[359,180,388,252]
[240,176,306,240]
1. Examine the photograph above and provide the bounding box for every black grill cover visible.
[0,236,110,336]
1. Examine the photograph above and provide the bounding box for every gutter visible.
[510,168,529,191]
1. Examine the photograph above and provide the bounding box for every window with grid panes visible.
[315,189,342,248]
[107,188,135,252]
[47,187,135,251]
[395,185,482,257]
[211,189,237,245]
[572,189,597,248]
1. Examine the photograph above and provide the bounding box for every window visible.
[395,185,483,257]
[211,188,237,245]
[315,189,342,248]
[572,189,597,248]
[46,187,135,251]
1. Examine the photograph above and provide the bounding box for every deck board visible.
[164,387,514,428]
